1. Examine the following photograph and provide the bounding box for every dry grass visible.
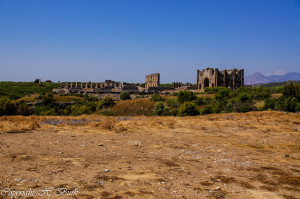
[0,111,300,198]
[112,98,155,116]
[0,116,41,132]
[14,94,40,103]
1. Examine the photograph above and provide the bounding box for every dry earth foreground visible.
[0,111,299,199]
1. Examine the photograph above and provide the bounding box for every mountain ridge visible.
[245,72,300,85]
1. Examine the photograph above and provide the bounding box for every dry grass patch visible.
[112,99,155,116]
[0,116,41,133]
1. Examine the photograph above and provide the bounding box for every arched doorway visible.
[204,78,210,88]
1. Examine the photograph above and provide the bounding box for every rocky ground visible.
[0,111,299,199]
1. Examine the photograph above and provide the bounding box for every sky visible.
[0,0,300,83]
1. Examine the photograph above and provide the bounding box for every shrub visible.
[120,92,131,100]
[41,108,57,116]
[237,92,250,102]
[169,108,179,116]
[84,95,98,101]
[253,87,272,99]
[171,92,179,96]
[71,104,93,115]
[201,105,213,115]
[101,108,116,116]
[263,98,277,110]
[205,87,227,94]
[178,102,200,116]
[34,105,51,115]
[16,101,31,115]
[282,82,300,100]
[166,98,180,108]
[41,94,56,106]
[153,102,170,116]
[150,94,165,102]
[192,97,205,106]
[232,87,271,100]
[153,102,165,116]
[214,88,231,101]
[177,91,197,103]
[283,97,299,112]
[0,96,16,116]
[98,97,115,109]
[111,99,155,116]
[234,101,255,113]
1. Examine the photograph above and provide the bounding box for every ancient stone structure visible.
[173,82,193,89]
[34,79,41,84]
[197,68,244,90]
[145,73,160,90]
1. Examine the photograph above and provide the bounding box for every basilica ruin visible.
[197,68,244,90]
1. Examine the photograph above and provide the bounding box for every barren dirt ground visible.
[0,111,299,199]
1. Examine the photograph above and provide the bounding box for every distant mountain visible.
[245,72,300,85]
[244,72,270,84]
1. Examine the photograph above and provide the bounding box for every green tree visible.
[120,92,131,100]
[282,82,300,100]
[98,97,115,109]
[178,102,200,116]
[150,94,165,102]
[177,91,197,103]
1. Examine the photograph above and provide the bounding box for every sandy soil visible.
[0,111,299,199]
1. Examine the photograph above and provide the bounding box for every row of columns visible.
[66,82,123,89]
[67,82,106,89]
[173,82,192,88]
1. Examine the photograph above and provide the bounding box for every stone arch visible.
[204,77,210,88]
[199,83,202,89]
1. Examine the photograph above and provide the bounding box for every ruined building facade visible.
[145,73,160,90]
[197,68,244,90]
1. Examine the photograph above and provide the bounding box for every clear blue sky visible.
[1,0,300,83]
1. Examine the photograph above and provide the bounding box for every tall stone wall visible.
[145,73,160,90]
[197,68,244,90]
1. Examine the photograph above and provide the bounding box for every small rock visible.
[98,144,104,146]
[216,179,221,182]
[213,187,221,190]
[133,141,142,146]
[105,169,110,172]
[293,127,298,131]
[285,154,290,158]
[97,181,104,185]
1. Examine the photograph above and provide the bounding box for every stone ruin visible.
[53,67,244,99]
[173,82,196,90]
[197,68,244,90]
[145,73,175,93]
[145,73,160,90]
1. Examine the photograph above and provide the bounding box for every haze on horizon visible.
[0,0,300,83]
